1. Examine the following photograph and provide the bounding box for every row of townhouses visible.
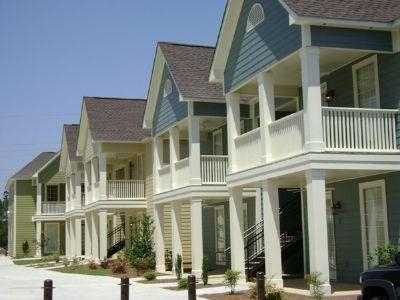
[6,0,400,295]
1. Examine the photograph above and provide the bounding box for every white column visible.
[300,46,325,152]
[169,127,180,188]
[190,198,203,277]
[36,178,42,215]
[91,212,99,260]
[258,71,275,163]
[75,218,82,256]
[188,103,201,185]
[306,169,331,295]
[226,93,241,173]
[65,219,71,257]
[69,219,75,257]
[75,170,82,208]
[85,161,91,204]
[255,188,262,225]
[99,153,107,200]
[66,177,71,211]
[112,214,118,245]
[35,221,42,258]
[91,159,97,201]
[153,136,163,194]
[154,204,166,273]
[171,201,183,274]
[84,213,91,258]
[229,187,245,278]
[98,209,108,260]
[262,180,283,287]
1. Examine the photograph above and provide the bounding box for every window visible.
[213,129,223,155]
[359,179,388,270]
[246,3,265,32]
[352,55,380,108]
[163,79,172,97]
[46,185,58,202]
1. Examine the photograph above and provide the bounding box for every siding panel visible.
[153,65,187,136]
[224,0,301,93]
[311,26,392,52]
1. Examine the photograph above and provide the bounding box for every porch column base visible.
[309,283,331,297]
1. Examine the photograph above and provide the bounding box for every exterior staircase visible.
[107,223,125,258]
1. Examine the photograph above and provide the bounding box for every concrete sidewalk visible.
[0,256,247,300]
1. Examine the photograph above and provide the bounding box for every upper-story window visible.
[46,185,58,202]
[246,3,265,32]
[352,55,380,108]
[163,79,172,97]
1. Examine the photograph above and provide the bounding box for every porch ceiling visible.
[237,48,367,94]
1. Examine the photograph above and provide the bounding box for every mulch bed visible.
[200,291,250,299]
[163,283,225,291]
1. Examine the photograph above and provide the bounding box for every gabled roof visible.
[211,0,400,83]
[10,152,58,180]
[144,42,224,129]
[159,42,224,101]
[83,97,150,142]
[282,0,400,23]
[64,124,81,162]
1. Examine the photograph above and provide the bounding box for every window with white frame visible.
[246,3,265,32]
[359,179,388,270]
[163,79,172,97]
[46,185,58,202]
[352,55,380,108]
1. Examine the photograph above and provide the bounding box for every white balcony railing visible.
[322,107,398,152]
[201,155,228,184]
[175,158,190,188]
[234,127,262,171]
[269,111,305,161]
[107,180,145,199]
[42,202,66,214]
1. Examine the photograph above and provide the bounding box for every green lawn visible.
[13,258,46,265]
[52,267,110,276]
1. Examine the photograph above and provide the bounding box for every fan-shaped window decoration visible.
[246,3,265,32]
[163,79,172,97]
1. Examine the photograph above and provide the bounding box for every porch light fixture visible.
[332,200,341,215]
[325,89,334,105]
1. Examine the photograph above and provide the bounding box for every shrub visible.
[128,214,155,271]
[368,243,398,268]
[306,272,325,300]
[178,277,188,289]
[71,256,80,267]
[175,253,182,280]
[22,240,29,256]
[143,271,156,281]
[223,269,241,295]
[53,252,60,263]
[202,256,209,285]
[100,257,108,269]
[88,259,98,269]
[165,249,172,271]
[265,283,284,300]
[62,257,69,267]
[110,258,128,274]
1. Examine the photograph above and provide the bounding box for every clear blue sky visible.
[0,0,226,191]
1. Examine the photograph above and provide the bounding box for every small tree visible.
[0,191,9,248]
[175,253,182,280]
[128,214,155,271]
[22,240,29,257]
[368,243,398,268]
[201,256,209,285]
[224,269,241,294]
[306,272,325,300]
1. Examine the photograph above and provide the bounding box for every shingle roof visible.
[159,42,224,101]
[64,124,81,162]
[84,97,151,142]
[11,152,58,180]
[282,0,400,23]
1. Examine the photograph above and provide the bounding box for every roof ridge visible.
[158,41,215,50]
[83,96,147,102]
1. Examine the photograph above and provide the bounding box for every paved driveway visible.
[0,256,246,300]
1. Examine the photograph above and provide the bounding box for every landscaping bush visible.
[62,257,69,267]
[223,269,241,295]
[201,256,209,285]
[143,271,156,281]
[175,253,182,280]
[368,243,398,267]
[88,259,98,269]
[265,283,284,300]
[22,240,29,257]
[306,272,325,300]
[110,258,128,274]
[178,277,188,289]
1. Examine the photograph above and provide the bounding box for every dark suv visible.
[360,252,400,300]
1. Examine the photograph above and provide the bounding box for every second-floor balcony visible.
[157,155,229,193]
[42,201,66,214]
[106,180,145,200]
[233,107,399,172]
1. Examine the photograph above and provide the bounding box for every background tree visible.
[0,191,9,248]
